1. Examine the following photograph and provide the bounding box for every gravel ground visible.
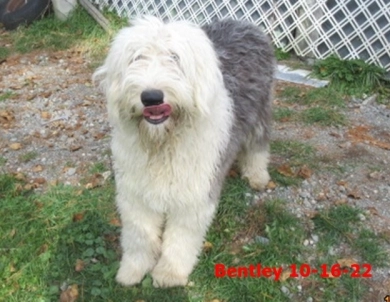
[1,49,389,299]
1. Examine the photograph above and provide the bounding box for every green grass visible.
[273,107,295,122]
[0,91,16,102]
[273,105,345,127]
[271,140,316,167]
[279,86,303,103]
[304,87,346,108]
[353,229,388,266]
[89,162,108,174]
[313,205,361,249]
[270,140,318,186]
[301,204,388,301]
[277,86,347,127]
[0,47,10,62]
[18,151,39,163]
[12,8,103,51]
[313,205,388,265]
[0,173,388,301]
[301,107,346,127]
[281,87,346,108]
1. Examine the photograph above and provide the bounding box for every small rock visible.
[297,285,302,292]
[307,297,313,302]
[303,200,311,207]
[357,213,366,221]
[303,239,309,246]
[255,236,270,245]
[338,185,346,193]
[328,247,336,256]
[300,191,311,199]
[362,94,376,105]
[280,285,290,296]
[302,179,310,187]
[9,143,22,150]
[187,281,195,287]
[369,171,381,180]
[67,168,77,176]
[102,171,112,181]
[317,192,326,201]
[311,234,319,242]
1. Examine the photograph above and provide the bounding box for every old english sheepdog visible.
[93,16,275,288]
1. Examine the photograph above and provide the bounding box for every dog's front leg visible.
[116,200,164,286]
[151,204,216,288]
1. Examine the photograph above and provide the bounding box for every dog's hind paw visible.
[244,169,270,191]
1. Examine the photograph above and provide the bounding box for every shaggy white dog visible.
[94,16,275,288]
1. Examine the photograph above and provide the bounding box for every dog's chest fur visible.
[112,109,233,212]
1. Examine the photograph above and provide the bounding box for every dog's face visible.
[94,16,224,143]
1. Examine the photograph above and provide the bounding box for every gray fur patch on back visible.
[202,19,275,144]
[202,19,275,202]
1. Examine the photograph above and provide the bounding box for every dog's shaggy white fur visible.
[94,16,275,288]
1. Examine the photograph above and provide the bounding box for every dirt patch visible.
[0,49,111,188]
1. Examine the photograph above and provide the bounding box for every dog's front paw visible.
[116,260,147,286]
[151,264,188,288]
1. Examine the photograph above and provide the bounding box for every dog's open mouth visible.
[142,104,172,125]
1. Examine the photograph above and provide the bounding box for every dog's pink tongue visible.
[143,104,172,118]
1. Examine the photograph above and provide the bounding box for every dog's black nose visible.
[141,89,164,106]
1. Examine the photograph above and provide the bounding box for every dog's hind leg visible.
[238,127,270,191]
[116,200,164,286]
[151,204,216,287]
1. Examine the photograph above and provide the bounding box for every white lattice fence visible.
[89,0,390,71]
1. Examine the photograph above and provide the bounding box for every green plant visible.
[311,55,388,96]
[275,48,291,61]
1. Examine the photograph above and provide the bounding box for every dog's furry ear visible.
[92,24,136,97]
[171,25,224,116]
